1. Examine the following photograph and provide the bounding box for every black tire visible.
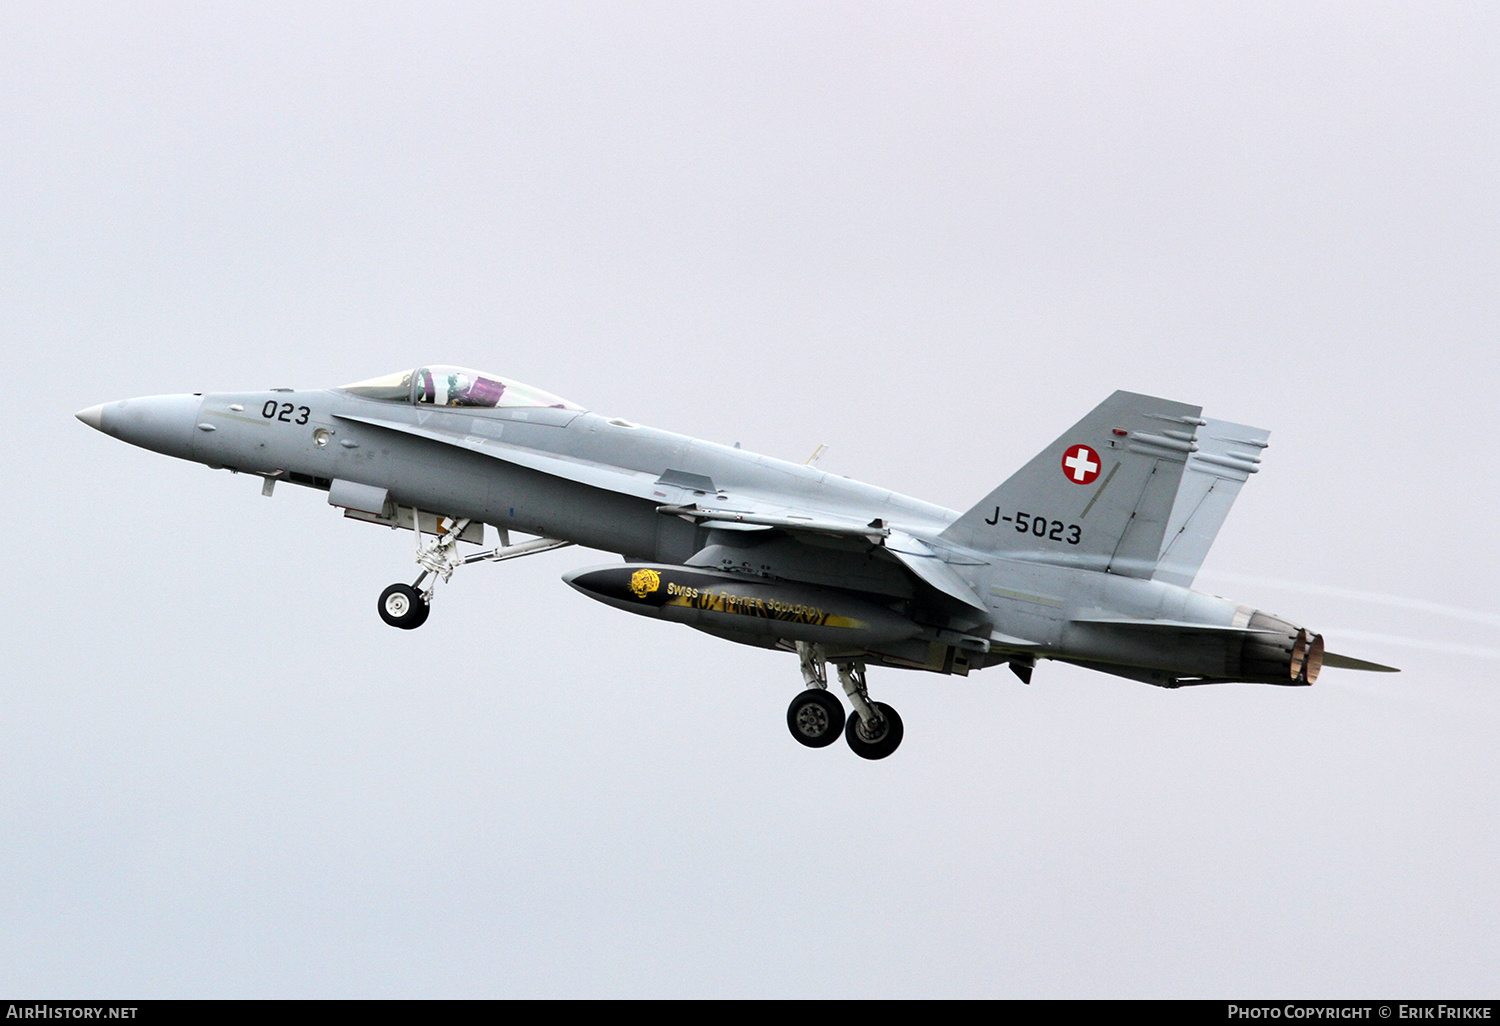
[786,689,846,748]
[844,701,903,760]
[378,583,429,630]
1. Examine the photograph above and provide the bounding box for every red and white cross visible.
[1061,444,1101,484]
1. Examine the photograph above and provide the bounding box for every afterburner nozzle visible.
[1241,612,1324,686]
[1304,632,1324,684]
[1290,629,1326,684]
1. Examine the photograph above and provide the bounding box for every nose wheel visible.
[373,511,574,630]
[378,583,429,629]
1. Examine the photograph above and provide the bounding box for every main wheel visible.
[378,583,429,630]
[787,689,846,748]
[844,702,904,760]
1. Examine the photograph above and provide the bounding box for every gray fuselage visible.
[81,385,1309,687]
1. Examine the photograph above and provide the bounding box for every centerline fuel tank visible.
[563,565,922,647]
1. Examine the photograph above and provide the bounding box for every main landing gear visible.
[377,509,571,630]
[786,642,903,760]
[787,688,845,748]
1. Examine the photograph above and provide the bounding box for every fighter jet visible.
[76,365,1397,759]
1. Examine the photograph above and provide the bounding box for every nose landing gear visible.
[378,582,429,630]
[375,509,571,629]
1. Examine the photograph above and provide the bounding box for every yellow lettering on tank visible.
[662,589,867,629]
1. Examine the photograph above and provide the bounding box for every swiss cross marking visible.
[1061,444,1101,485]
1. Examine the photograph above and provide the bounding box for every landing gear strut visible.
[785,644,903,759]
[376,510,571,630]
[838,662,903,760]
[786,642,845,747]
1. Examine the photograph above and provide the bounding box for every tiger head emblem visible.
[629,568,661,598]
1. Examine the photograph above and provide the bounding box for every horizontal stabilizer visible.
[989,630,1045,652]
[1070,617,1277,635]
[884,530,989,614]
[1322,651,1401,673]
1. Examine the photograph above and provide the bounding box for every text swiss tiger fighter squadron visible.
[77,366,1398,759]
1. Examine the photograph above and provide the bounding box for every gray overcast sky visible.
[2,1,1497,997]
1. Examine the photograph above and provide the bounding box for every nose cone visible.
[76,394,203,460]
[563,565,650,605]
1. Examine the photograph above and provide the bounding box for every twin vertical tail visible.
[941,390,1207,577]
[1152,419,1270,587]
[942,390,1398,676]
[943,391,1271,584]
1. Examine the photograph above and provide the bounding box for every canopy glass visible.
[340,366,583,411]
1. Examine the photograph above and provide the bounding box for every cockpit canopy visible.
[339,366,584,411]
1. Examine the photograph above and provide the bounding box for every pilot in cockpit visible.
[341,366,582,412]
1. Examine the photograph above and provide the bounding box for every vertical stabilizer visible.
[941,391,1203,577]
[1152,418,1269,587]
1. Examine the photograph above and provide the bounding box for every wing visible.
[665,503,991,617]
[337,410,672,500]
[656,502,891,541]
[340,408,995,620]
